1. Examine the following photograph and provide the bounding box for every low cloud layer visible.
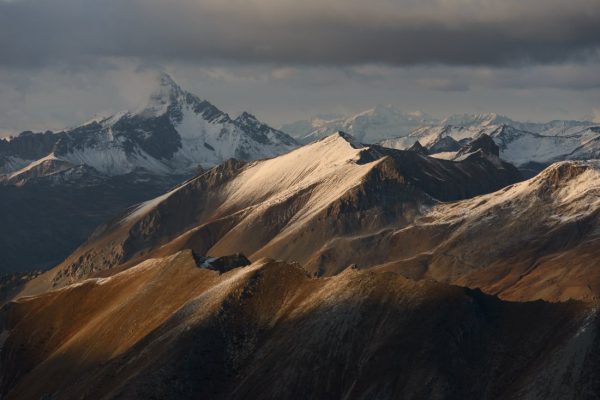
[0,0,599,68]
[1,61,599,135]
[0,0,599,134]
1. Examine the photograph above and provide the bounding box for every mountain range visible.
[3,96,597,274]
[285,107,599,176]
[3,131,600,399]
[17,132,599,303]
[281,106,436,144]
[2,83,600,399]
[24,132,520,292]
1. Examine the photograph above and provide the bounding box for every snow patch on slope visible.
[0,156,31,174]
[170,106,252,169]
[497,131,600,166]
[286,106,435,144]
[61,144,172,175]
[429,161,600,224]
[8,153,60,179]
[123,181,191,223]
[219,133,379,234]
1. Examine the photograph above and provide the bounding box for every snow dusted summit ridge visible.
[1,72,298,176]
[282,105,436,144]
[285,107,599,171]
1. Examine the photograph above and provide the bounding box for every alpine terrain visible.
[3,127,600,399]
[2,0,600,396]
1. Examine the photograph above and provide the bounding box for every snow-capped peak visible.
[234,112,264,130]
[1,73,298,177]
[236,111,259,123]
[432,160,600,225]
[331,131,364,149]
[120,131,371,225]
[441,112,514,128]
[137,72,188,117]
[283,106,435,144]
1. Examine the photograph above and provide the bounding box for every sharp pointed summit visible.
[407,140,429,155]
[138,72,188,117]
[454,133,500,160]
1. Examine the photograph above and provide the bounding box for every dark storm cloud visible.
[0,0,599,68]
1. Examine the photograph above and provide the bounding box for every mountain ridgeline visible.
[3,133,600,399]
[2,253,597,399]
[38,132,523,290]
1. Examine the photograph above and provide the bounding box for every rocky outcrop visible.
[0,131,60,162]
[192,252,251,273]
[455,133,500,158]
[428,135,461,153]
[407,140,429,155]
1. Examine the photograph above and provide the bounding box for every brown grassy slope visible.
[2,251,598,400]
[310,162,600,302]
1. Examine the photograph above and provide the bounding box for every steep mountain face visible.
[491,125,600,166]
[428,135,462,154]
[20,132,522,293]
[407,140,429,155]
[405,160,600,302]
[2,251,598,400]
[454,134,500,159]
[19,136,600,304]
[282,106,436,144]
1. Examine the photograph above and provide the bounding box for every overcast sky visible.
[1,0,599,135]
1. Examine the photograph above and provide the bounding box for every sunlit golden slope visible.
[2,251,597,399]
[23,132,521,297]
